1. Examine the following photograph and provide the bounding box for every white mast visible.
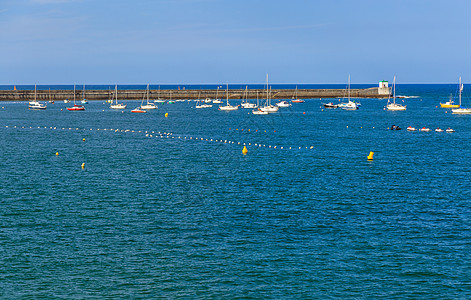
[393,75,396,104]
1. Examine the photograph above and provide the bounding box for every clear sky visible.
[1,0,470,84]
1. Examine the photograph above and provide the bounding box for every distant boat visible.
[338,75,359,110]
[140,84,157,110]
[440,93,459,108]
[241,86,256,108]
[110,85,127,109]
[213,86,223,104]
[154,86,165,103]
[28,84,47,110]
[323,102,338,109]
[219,83,239,111]
[276,100,291,108]
[386,76,406,111]
[195,92,212,108]
[259,74,279,113]
[67,84,85,111]
[291,86,304,103]
[451,77,471,114]
[131,107,146,113]
[252,91,268,115]
[81,85,88,104]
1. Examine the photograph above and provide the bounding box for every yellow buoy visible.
[81,163,85,168]
[82,138,85,142]
[367,152,374,160]
[56,152,59,156]
[242,146,248,155]
[165,113,168,117]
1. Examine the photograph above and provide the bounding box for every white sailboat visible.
[252,91,268,115]
[386,76,406,111]
[140,84,157,110]
[195,92,212,108]
[219,83,239,111]
[154,86,165,103]
[81,85,88,104]
[451,77,471,114]
[241,86,256,108]
[110,85,127,109]
[28,84,47,110]
[260,74,279,113]
[338,75,359,110]
[213,86,223,104]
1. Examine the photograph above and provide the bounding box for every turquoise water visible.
[1,86,470,298]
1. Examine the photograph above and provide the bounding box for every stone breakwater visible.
[0,87,390,101]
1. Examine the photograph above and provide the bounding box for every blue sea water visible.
[0,85,470,298]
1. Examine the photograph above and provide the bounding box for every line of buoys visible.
[3,124,316,151]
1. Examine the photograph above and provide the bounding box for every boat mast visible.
[459,76,462,107]
[393,75,396,104]
[348,74,351,102]
[115,85,118,104]
[34,84,37,101]
[73,84,76,104]
[226,83,229,105]
[147,84,150,104]
[266,73,269,106]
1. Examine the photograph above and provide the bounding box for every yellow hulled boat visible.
[440,94,459,108]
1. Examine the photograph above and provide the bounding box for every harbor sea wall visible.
[0,87,390,101]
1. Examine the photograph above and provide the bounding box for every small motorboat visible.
[291,99,304,103]
[390,125,401,130]
[67,104,85,111]
[446,128,455,133]
[29,102,47,110]
[252,108,269,115]
[420,127,431,132]
[131,107,146,113]
[323,102,338,109]
[276,100,291,108]
[407,126,417,131]
[435,128,444,132]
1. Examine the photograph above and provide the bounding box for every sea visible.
[0,84,470,298]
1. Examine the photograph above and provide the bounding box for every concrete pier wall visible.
[0,87,390,101]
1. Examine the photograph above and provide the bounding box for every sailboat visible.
[81,85,88,104]
[252,91,269,115]
[338,75,359,110]
[219,83,239,111]
[451,77,471,114]
[67,84,85,111]
[28,84,47,110]
[195,92,212,108]
[241,86,256,108]
[110,85,127,109]
[291,86,305,103]
[260,74,279,113]
[154,86,165,103]
[386,76,406,111]
[213,86,223,104]
[140,84,157,110]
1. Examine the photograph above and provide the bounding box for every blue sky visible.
[1,0,470,84]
